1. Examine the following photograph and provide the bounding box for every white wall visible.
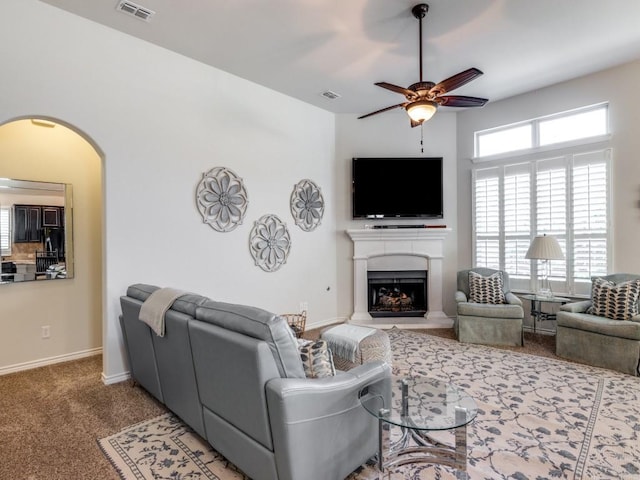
[335,112,459,319]
[0,120,102,370]
[457,59,640,274]
[0,0,336,380]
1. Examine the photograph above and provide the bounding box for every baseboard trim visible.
[102,370,130,385]
[0,347,102,376]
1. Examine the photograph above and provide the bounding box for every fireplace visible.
[347,228,452,326]
[368,270,427,317]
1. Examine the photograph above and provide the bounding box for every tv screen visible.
[352,157,443,219]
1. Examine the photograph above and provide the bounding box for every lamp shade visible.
[406,100,438,122]
[525,234,564,260]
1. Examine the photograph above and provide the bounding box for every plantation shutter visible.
[473,168,500,269]
[572,149,608,280]
[503,163,530,277]
[536,158,567,280]
[0,206,11,256]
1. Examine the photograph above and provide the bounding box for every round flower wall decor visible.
[249,214,291,272]
[290,179,324,232]
[196,167,249,232]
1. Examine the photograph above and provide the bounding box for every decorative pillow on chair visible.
[298,339,336,378]
[587,277,640,320]
[468,271,507,304]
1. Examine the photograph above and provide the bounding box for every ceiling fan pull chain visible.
[420,123,424,153]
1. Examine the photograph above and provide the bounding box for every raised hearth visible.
[347,228,452,328]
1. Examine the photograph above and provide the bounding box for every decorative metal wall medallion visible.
[249,214,291,272]
[196,167,248,232]
[290,179,324,232]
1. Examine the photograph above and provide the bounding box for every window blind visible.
[0,206,11,256]
[472,148,610,295]
[473,169,500,269]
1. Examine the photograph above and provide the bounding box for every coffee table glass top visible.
[361,376,477,431]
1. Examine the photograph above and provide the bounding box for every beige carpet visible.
[0,355,166,480]
[99,328,640,480]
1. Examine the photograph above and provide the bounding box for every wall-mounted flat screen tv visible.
[352,157,443,219]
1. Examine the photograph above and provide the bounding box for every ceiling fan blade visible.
[375,82,418,99]
[431,68,483,95]
[436,95,488,108]
[358,103,407,119]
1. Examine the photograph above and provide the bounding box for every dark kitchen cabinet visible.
[14,205,42,243]
[42,206,64,227]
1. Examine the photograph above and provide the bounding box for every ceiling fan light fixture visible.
[406,100,437,122]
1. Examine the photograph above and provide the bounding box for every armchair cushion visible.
[587,277,640,320]
[457,301,524,319]
[560,300,592,313]
[468,270,506,304]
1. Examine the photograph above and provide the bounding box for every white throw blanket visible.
[138,287,187,337]
[322,324,376,362]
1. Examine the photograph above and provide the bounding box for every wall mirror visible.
[0,178,74,284]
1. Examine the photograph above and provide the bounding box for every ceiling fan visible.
[359,3,488,127]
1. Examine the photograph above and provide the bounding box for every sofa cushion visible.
[298,339,336,378]
[587,277,640,320]
[557,311,640,341]
[468,271,506,304]
[195,299,306,379]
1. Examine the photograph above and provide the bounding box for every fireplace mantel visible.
[347,228,452,328]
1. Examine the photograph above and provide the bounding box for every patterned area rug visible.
[99,329,640,479]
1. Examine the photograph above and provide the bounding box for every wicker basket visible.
[282,311,307,338]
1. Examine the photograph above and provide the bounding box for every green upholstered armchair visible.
[556,273,640,376]
[455,268,524,346]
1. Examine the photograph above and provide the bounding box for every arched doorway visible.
[0,117,103,374]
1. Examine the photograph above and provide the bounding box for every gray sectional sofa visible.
[119,284,391,480]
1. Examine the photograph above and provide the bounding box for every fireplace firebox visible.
[367,270,427,317]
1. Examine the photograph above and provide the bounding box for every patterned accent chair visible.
[556,273,640,376]
[455,268,524,346]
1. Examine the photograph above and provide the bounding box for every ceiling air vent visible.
[116,1,155,21]
[321,91,341,100]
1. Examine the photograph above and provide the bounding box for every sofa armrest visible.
[560,300,592,313]
[505,292,522,306]
[265,361,391,480]
[265,360,391,421]
[630,314,640,323]
[455,291,467,303]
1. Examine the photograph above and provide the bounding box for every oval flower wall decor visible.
[196,167,249,232]
[249,214,291,272]
[290,179,324,232]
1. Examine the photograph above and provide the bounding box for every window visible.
[475,103,608,158]
[472,104,610,295]
[472,148,610,295]
[539,107,607,146]
[0,206,11,256]
[477,124,532,157]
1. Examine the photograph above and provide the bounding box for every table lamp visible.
[525,234,564,297]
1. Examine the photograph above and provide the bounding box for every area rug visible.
[99,328,640,480]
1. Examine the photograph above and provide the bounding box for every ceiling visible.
[39,0,640,115]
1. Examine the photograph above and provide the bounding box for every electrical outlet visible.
[299,301,308,313]
[41,325,51,339]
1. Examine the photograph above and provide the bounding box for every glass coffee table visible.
[360,376,477,479]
